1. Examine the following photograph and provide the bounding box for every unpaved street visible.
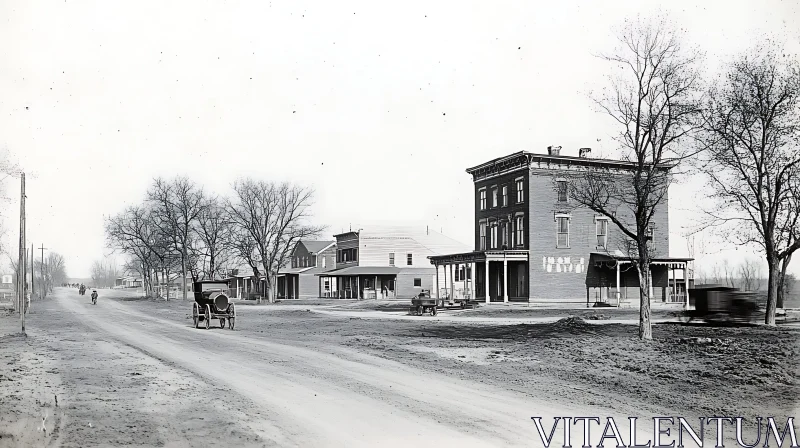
[2,288,798,447]
[2,288,649,447]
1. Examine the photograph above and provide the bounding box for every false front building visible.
[429,147,693,305]
[317,226,470,299]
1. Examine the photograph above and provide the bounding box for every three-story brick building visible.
[430,147,693,305]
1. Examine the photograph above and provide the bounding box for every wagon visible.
[409,290,439,316]
[682,284,759,325]
[192,280,236,330]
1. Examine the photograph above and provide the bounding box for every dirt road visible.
[4,288,652,448]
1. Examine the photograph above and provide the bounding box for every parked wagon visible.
[192,280,236,330]
[409,290,439,316]
[682,284,759,325]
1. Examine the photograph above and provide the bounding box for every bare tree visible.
[697,46,800,324]
[193,195,231,280]
[105,206,169,297]
[90,257,119,288]
[147,177,206,300]
[34,252,67,296]
[564,15,703,340]
[226,180,325,301]
[739,258,763,291]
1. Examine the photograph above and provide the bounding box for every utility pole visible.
[39,244,48,298]
[30,244,34,301]
[17,173,26,335]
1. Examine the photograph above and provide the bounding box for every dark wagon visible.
[683,284,759,324]
[409,290,439,316]
[192,281,236,330]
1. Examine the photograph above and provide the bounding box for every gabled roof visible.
[299,240,336,254]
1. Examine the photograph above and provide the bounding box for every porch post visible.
[615,262,621,307]
[670,265,675,302]
[435,264,440,299]
[503,259,509,303]
[469,262,476,302]
[375,275,378,299]
[357,276,360,300]
[319,276,322,298]
[449,263,455,304]
[684,263,690,310]
[485,260,490,304]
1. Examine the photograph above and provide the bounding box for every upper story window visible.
[407,253,413,265]
[479,189,487,210]
[337,248,358,263]
[500,221,508,248]
[492,187,498,208]
[596,217,609,249]
[516,179,524,203]
[515,215,524,246]
[490,221,498,249]
[389,252,395,266]
[557,180,568,202]
[502,186,508,207]
[322,257,326,268]
[556,216,570,248]
[646,225,654,241]
[479,221,487,250]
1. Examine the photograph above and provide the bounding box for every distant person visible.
[91,290,98,304]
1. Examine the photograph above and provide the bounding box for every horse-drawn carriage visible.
[192,281,236,330]
[682,284,760,325]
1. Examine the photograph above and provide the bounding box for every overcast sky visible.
[1,0,798,278]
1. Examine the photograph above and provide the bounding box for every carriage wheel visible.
[417,306,423,316]
[204,305,211,330]
[192,303,200,328]
[219,318,225,328]
[431,306,437,316]
[228,304,236,330]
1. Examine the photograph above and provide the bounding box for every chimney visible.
[579,148,592,158]
[547,145,562,156]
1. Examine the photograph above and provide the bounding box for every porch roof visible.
[428,250,529,264]
[315,266,401,277]
[277,266,315,275]
[590,252,693,269]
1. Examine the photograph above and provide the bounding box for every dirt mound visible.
[551,316,593,329]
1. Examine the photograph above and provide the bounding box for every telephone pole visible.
[30,244,34,300]
[39,244,48,298]
[17,173,26,335]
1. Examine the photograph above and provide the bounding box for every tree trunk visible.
[636,242,653,341]
[636,264,653,340]
[765,256,779,326]
[777,254,791,309]
[181,252,187,301]
[209,253,215,281]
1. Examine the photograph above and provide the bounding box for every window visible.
[454,264,460,282]
[389,253,395,266]
[516,179,524,203]
[516,215,524,246]
[337,248,358,263]
[500,221,508,248]
[502,186,508,207]
[322,257,326,268]
[557,181,568,202]
[596,218,608,248]
[557,216,570,248]
[479,221,487,250]
[490,221,498,249]
[323,279,330,290]
[479,189,487,210]
[413,278,422,287]
[646,225,654,240]
[407,253,413,265]
[492,187,498,208]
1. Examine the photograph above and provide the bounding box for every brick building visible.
[429,147,692,305]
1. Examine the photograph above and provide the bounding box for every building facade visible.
[317,226,470,299]
[430,147,692,305]
[277,240,337,299]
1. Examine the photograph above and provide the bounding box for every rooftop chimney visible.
[579,148,592,158]
[547,145,562,156]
